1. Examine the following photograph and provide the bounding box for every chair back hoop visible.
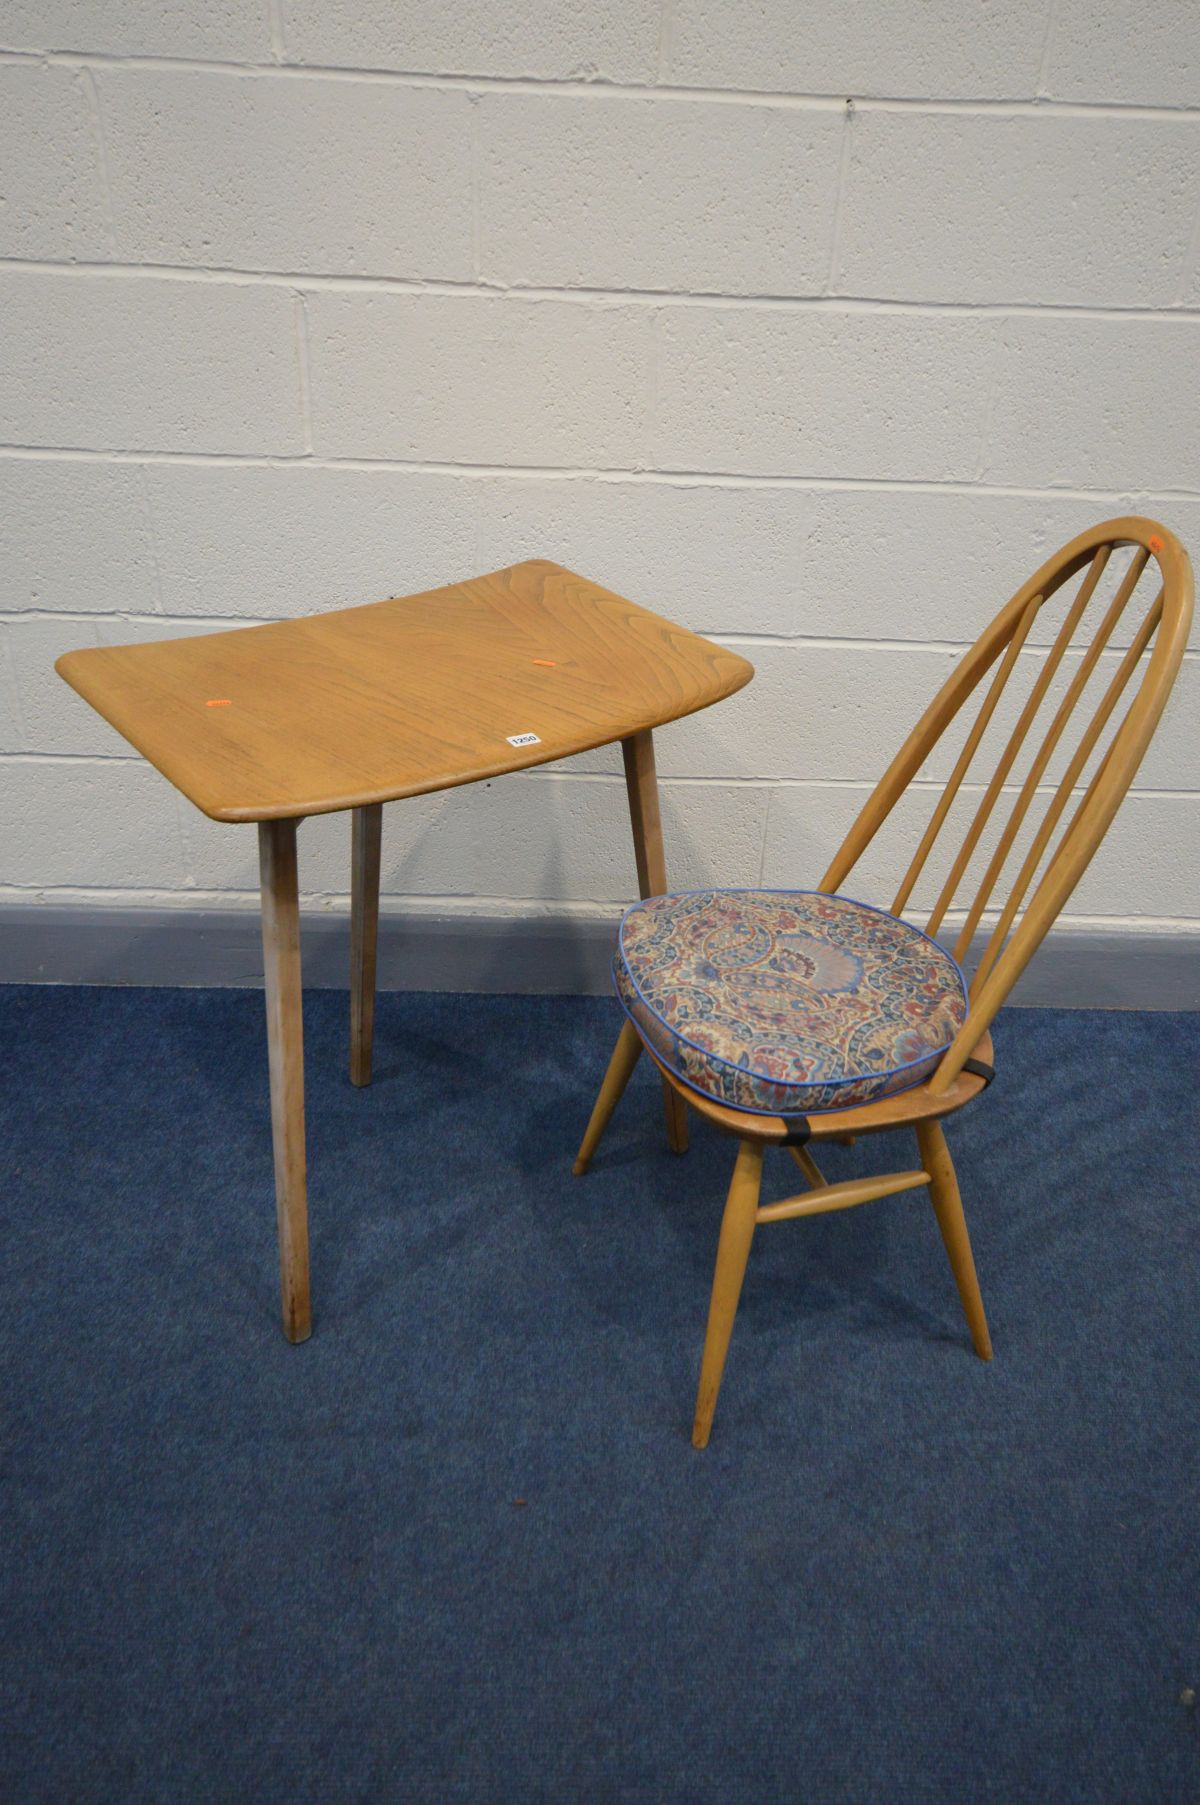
[817,517,1194,1095]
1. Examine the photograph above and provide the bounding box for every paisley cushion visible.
[614,889,968,1117]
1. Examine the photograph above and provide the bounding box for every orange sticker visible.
[205,698,232,707]
[1148,534,1164,555]
[532,659,557,668]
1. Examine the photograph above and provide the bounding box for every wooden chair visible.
[573,518,1193,1446]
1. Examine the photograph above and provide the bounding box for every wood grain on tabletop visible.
[55,560,754,822]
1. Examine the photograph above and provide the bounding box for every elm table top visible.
[56,559,754,823]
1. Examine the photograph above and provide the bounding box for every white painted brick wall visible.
[280,1,662,84]
[476,96,843,295]
[835,114,1200,306]
[0,273,306,453]
[1043,1,1200,110]
[306,291,655,463]
[0,1,266,62]
[652,310,999,478]
[0,64,110,261]
[99,72,476,280]
[1,1,1197,942]
[664,1,1050,101]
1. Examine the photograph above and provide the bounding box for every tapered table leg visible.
[350,802,383,1088]
[258,817,311,1344]
[621,730,689,1155]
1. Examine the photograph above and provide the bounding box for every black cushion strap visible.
[781,1062,991,1142]
[780,1115,812,1146]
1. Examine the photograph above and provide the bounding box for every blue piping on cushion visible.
[612,969,946,1119]
[612,888,969,1114]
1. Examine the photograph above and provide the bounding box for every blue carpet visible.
[1,985,1198,1803]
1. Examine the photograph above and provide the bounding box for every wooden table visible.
[57,560,754,1341]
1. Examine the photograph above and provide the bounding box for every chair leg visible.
[661,1076,690,1154]
[573,1020,643,1175]
[692,1139,764,1448]
[916,1119,992,1361]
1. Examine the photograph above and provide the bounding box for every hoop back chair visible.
[573,518,1193,1446]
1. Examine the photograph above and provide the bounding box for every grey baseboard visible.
[0,904,612,995]
[0,903,1195,1008]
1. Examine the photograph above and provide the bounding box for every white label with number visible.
[505,732,542,748]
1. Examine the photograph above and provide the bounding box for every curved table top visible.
[56,560,754,823]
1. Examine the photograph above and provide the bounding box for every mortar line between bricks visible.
[0,445,1196,504]
[824,100,855,294]
[292,293,314,453]
[5,257,1200,321]
[1034,0,1060,102]
[135,464,166,614]
[0,628,28,746]
[755,787,774,886]
[644,307,662,471]
[1,49,1198,120]
[75,67,117,258]
[655,0,676,86]
[1177,190,1200,306]
[8,608,1196,662]
[467,92,486,282]
[266,0,286,66]
[169,788,194,888]
[973,347,1003,482]
[2,754,1195,803]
